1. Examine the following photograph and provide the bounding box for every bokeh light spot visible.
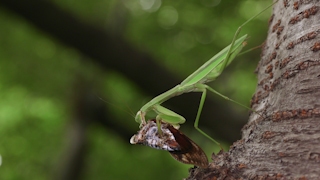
[140,0,161,12]
[157,6,178,29]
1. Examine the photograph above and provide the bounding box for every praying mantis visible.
[132,1,279,150]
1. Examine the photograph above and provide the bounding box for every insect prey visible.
[130,119,209,168]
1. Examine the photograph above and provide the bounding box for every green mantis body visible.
[135,1,278,149]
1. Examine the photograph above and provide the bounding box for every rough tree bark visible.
[186,0,320,179]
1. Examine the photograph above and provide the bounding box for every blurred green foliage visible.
[0,0,273,179]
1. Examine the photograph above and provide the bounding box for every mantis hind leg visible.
[221,0,279,72]
[203,3,277,120]
[204,84,263,118]
[194,85,223,151]
[194,82,262,150]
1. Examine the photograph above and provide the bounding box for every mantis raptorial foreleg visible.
[154,104,185,129]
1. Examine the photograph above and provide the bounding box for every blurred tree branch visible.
[56,76,136,180]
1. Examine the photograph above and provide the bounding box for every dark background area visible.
[0,0,273,179]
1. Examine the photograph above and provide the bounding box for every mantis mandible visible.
[134,1,278,150]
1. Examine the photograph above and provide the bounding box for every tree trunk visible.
[186,0,320,179]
